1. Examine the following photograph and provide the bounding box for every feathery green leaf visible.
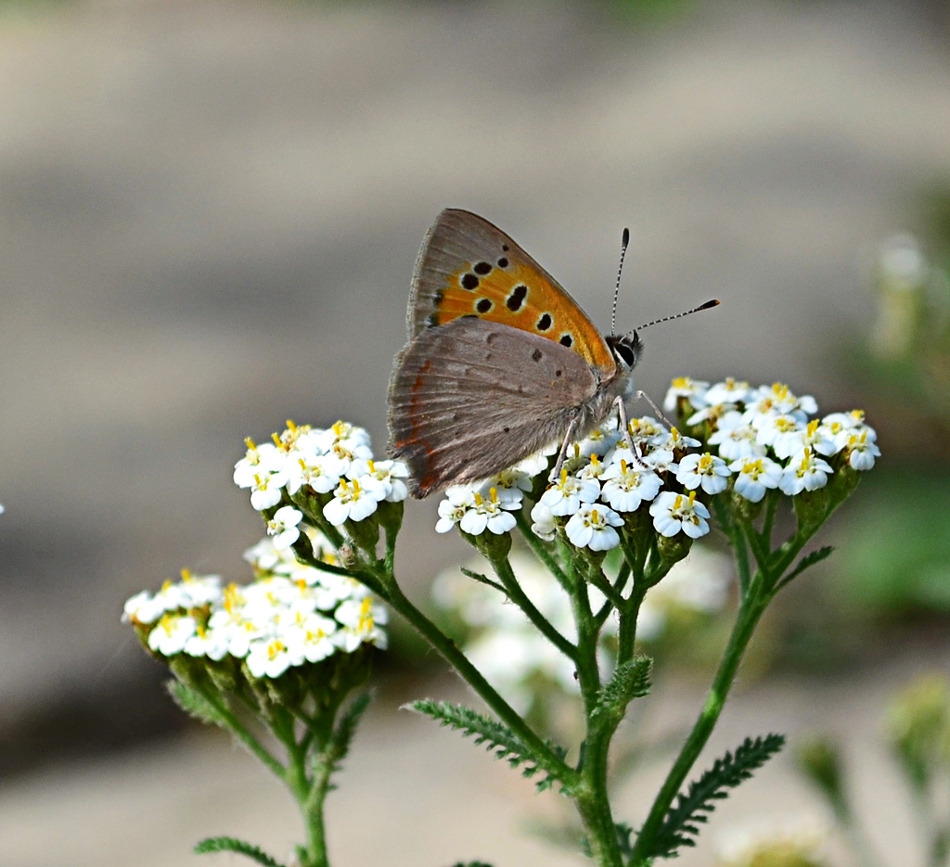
[194,836,285,867]
[648,733,785,859]
[592,657,652,721]
[409,699,568,790]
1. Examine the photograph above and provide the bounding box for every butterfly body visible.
[388,209,643,498]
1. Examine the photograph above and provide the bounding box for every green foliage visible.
[195,836,285,867]
[838,471,950,615]
[167,680,226,727]
[647,733,786,859]
[778,546,834,589]
[317,692,372,783]
[591,657,652,722]
[409,699,568,791]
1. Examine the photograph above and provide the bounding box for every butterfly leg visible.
[548,417,579,483]
[633,390,676,428]
[614,395,650,471]
[614,395,634,452]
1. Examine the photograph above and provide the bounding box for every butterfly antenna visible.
[627,298,720,338]
[610,227,631,337]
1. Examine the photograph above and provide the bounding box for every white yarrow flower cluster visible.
[123,537,386,680]
[233,420,408,527]
[433,379,878,551]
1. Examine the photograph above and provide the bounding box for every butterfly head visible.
[606,331,643,372]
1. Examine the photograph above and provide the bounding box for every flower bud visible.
[468,527,512,560]
[657,531,693,565]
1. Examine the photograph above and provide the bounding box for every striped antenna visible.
[610,227,631,337]
[626,298,720,338]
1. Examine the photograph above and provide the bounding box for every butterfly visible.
[387,209,717,498]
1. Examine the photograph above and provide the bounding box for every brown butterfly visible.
[387,209,717,498]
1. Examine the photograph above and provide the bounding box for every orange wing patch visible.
[429,257,614,371]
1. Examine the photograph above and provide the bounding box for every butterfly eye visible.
[610,333,642,369]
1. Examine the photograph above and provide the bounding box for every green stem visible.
[381,574,579,790]
[515,509,571,592]
[568,557,623,867]
[629,582,770,864]
[192,680,286,778]
[491,553,577,660]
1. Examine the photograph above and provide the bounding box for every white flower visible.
[626,416,670,446]
[529,500,557,540]
[649,491,711,538]
[183,624,230,661]
[122,590,167,625]
[565,504,624,551]
[351,459,409,503]
[285,452,345,495]
[663,377,710,413]
[730,456,783,502]
[323,478,381,526]
[576,418,623,458]
[249,470,289,511]
[779,448,834,495]
[295,613,340,662]
[708,412,765,461]
[743,382,816,426]
[676,452,731,495]
[600,458,662,512]
[334,596,388,651]
[821,410,872,450]
[540,470,601,516]
[459,488,518,536]
[266,506,303,550]
[704,378,752,406]
[148,613,198,656]
[435,486,475,533]
[481,465,532,508]
[772,418,836,460]
[753,413,803,448]
[846,430,881,470]
[642,447,678,474]
[233,439,284,488]
[658,427,702,451]
[313,421,374,471]
[246,637,302,679]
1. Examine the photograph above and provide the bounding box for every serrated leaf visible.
[168,681,225,727]
[314,692,372,781]
[592,657,652,721]
[409,699,567,791]
[194,836,285,867]
[648,733,785,859]
[778,546,835,589]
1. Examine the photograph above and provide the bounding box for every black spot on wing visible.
[475,297,492,314]
[531,348,543,362]
[461,273,479,290]
[559,333,573,347]
[506,284,528,312]
[536,313,552,331]
[473,261,492,275]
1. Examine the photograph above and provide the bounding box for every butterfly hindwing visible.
[409,209,616,374]
[389,317,598,496]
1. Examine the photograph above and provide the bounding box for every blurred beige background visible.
[1,0,949,864]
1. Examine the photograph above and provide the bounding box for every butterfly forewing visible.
[409,209,616,375]
[389,318,598,497]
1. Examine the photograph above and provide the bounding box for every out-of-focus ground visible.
[1,0,950,863]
